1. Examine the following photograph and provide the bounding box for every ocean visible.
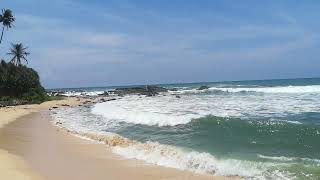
[50,78,320,180]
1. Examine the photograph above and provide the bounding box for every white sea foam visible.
[284,120,303,125]
[50,105,310,180]
[258,154,297,161]
[49,83,320,179]
[258,154,320,164]
[113,142,258,177]
[50,106,123,134]
[209,85,320,94]
[171,85,320,95]
[61,91,82,97]
[61,90,105,97]
[50,109,287,179]
[50,117,293,179]
[61,85,320,128]
[91,88,320,126]
[113,142,292,179]
[92,100,201,126]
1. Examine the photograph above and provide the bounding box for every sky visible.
[1,0,320,88]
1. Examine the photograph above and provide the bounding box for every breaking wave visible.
[51,119,293,180]
[50,79,320,180]
[91,90,320,127]
[208,85,320,94]
[172,85,320,95]
[113,142,293,179]
[91,101,199,126]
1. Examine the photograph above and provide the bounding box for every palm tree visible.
[7,43,30,65]
[0,9,15,44]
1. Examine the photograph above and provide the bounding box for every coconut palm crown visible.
[8,43,30,65]
[0,9,15,44]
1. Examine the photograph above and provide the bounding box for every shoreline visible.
[0,98,89,180]
[0,98,238,180]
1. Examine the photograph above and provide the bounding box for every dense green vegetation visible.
[0,60,48,105]
[0,8,55,106]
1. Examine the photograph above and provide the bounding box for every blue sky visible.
[1,0,320,88]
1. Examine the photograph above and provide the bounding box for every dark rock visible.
[83,105,91,108]
[169,88,178,91]
[176,95,181,98]
[83,100,92,104]
[197,86,210,90]
[98,91,109,96]
[100,98,116,103]
[52,106,59,109]
[113,85,168,96]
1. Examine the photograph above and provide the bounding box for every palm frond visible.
[7,43,30,66]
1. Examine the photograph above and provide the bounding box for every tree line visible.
[0,8,50,106]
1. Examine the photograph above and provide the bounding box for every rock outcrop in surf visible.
[111,85,169,96]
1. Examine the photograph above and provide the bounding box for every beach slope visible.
[0,98,237,180]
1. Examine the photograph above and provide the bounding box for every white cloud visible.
[3,1,319,88]
[8,11,315,66]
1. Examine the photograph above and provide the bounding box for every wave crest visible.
[91,102,198,126]
[172,85,320,95]
[56,124,292,179]
[209,85,320,94]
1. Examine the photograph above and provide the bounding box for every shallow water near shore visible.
[51,78,320,180]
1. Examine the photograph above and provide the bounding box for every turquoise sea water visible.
[51,78,320,179]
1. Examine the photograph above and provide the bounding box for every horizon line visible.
[46,76,320,90]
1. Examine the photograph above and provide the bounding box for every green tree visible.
[8,43,30,65]
[0,60,47,104]
[0,9,15,44]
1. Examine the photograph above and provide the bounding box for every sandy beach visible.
[0,98,237,180]
[0,98,85,180]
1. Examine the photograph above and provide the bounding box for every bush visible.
[0,60,48,105]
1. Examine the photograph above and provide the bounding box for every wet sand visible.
[0,110,237,180]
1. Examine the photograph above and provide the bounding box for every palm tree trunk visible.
[0,26,4,44]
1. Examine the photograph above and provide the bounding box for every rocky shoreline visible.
[49,85,176,97]
[47,85,210,102]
